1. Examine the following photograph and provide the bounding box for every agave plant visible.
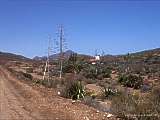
[68,81,85,100]
[103,86,117,98]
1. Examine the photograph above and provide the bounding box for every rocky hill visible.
[0,51,32,64]
[33,50,75,61]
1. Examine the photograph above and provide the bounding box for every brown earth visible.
[0,66,115,120]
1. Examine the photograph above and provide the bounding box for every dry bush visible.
[111,88,160,120]
[26,67,33,73]
[39,77,65,88]
[7,67,33,81]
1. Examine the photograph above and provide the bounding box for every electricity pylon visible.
[59,25,64,79]
[43,35,52,84]
[56,25,67,79]
[48,25,67,79]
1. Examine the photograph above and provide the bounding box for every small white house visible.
[95,55,100,61]
[89,55,101,64]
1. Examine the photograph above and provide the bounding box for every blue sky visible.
[0,0,160,58]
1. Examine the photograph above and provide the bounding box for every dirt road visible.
[0,66,113,120]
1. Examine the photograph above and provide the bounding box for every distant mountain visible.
[33,56,47,61]
[0,51,32,64]
[50,50,75,59]
[33,50,75,61]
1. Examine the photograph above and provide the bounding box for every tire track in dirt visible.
[0,66,72,120]
[0,69,33,120]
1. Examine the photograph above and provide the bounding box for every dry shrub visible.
[26,67,33,73]
[111,88,160,120]
[39,77,65,88]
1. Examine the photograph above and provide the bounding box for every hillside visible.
[0,51,32,64]
[101,48,160,80]
[102,48,160,62]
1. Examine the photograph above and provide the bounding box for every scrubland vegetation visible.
[4,48,160,120]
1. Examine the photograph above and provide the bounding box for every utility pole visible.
[43,35,52,85]
[48,36,52,84]
[54,25,67,79]
[59,25,63,79]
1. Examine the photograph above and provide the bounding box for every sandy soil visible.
[0,66,115,120]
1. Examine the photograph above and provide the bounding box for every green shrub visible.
[63,80,85,100]
[118,74,143,89]
[83,65,97,79]
[99,66,111,78]
[82,64,111,80]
